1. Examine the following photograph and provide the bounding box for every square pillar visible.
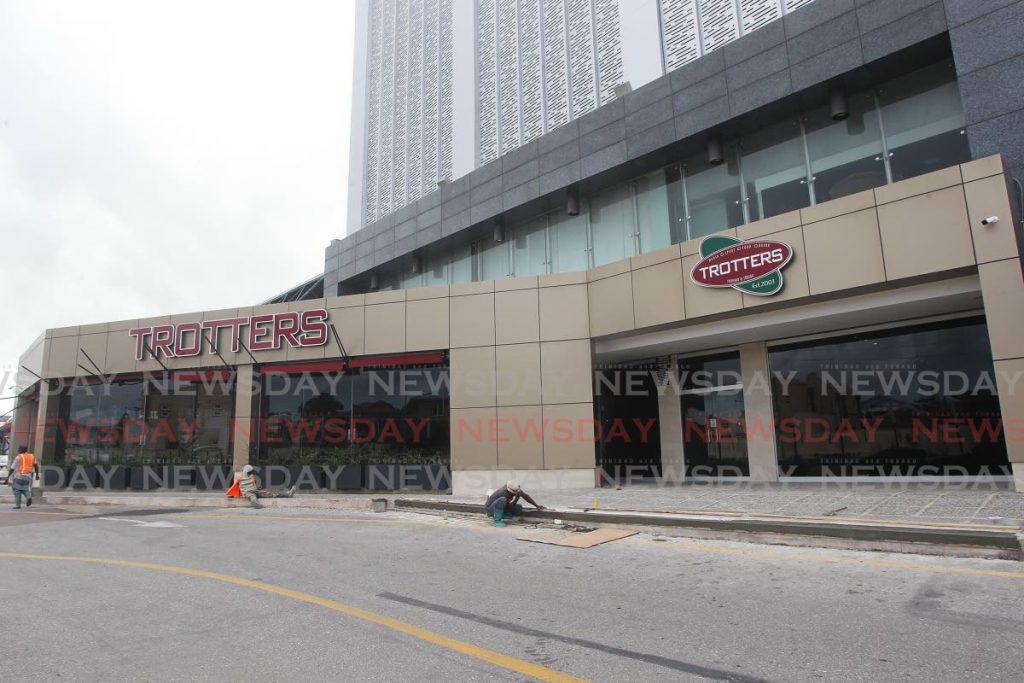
[231,365,257,470]
[32,386,60,466]
[658,358,685,483]
[740,342,778,482]
[1013,463,1024,493]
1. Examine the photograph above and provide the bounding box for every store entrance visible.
[595,361,663,483]
[679,353,750,477]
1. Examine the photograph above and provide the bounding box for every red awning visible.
[260,360,346,375]
[348,351,446,368]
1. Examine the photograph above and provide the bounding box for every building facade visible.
[14,0,1024,494]
[350,0,829,231]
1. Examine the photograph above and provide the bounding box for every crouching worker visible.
[226,464,295,508]
[484,480,545,527]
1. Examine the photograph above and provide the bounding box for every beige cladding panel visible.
[742,226,809,307]
[874,166,962,205]
[495,288,540,344]
[802,209,886,295]
[681,253,743,317]
[994,358,1024,463]
[75,333,108,377]
[979,259,1024,362]
[450,407,498,469]
[496,343,542,406]
[631,259,685,329]
[587,272,634,337]
[539,284,590,341]
[328,306,365,356]
[542,402,597,469]
[47,334,79,378]
[496,405,545,469]
[450,293,496,348]
[406,297,450,351]
[964,175,1019,264]
[104,330,138,374]
[450,346,497,408]
[960,154,1003,183]
[877,186,974,281]
[540,339,593,405]
[364,302,407,355]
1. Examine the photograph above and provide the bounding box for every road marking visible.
[624,539,1024,580]
[0,552,588,683]
[97,517,183,528]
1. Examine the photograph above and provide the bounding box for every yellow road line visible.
[0,551,588,683]
[625,539,1024,580]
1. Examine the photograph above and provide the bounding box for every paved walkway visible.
[9,483,1024,526]
[433,483,1024,526]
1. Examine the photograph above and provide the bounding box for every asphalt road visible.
[1,504,1022,682]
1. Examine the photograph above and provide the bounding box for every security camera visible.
[981,216,999,226]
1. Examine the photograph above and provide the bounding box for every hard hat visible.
[506,480,521,493]
[242,464,255,475]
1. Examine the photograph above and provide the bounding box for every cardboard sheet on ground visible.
[516,528,637,548]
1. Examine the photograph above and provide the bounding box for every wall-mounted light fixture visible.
[830,86,849,121]
[708,136,724,166]
[567,186,580,216]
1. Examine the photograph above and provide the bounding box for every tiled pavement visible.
[438,484,1024,526]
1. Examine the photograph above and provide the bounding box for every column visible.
[658,358,685,483]
[232,365,257,470]
[32,384,60,491]
[740,342,778,482]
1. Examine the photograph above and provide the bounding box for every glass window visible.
[769,318,1009,477]
[512,216,549,277]
[879,60,969,181]
[682,145,744,239]
[739,118,811,221]
[549,211,589,273]
[401,269,424,290]
[805,91,887,202]
[478,238,509,281]
[450,243,473,284]
[634,170,673,254]
[423,248,449,287]
[590,182,635,266]
[59,380,146,465]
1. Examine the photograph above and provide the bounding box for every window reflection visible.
[805,91,887,201]
[769,318,1009,476]
[740,118,810,221]
[682,145,744,239]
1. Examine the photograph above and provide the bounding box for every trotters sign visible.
[690,236,793,296]
[129,309,330,361]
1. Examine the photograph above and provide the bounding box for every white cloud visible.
[0,0,354,396]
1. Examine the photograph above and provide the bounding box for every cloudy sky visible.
[0,0,355,398]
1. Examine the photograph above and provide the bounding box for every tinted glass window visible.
[769,318,1009,476]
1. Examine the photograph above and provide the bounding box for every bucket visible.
[372,498,387,513]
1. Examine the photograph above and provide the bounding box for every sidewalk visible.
[6,484,1023,558]
[425,483,1024,526]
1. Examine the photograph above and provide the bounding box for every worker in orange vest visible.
[4,446,39,509]
[226,464,295,508]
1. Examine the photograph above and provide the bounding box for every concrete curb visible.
[0,493,385,511]
[393,499,1024,556]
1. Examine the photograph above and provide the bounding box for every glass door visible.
[678,353,749,476]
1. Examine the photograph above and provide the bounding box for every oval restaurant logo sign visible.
[690,235,794,296]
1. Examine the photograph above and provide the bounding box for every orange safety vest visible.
[16,452,35,475]
[226,472,242,498]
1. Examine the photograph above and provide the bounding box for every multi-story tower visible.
[351,0,456,228]
[475,0,624,165]
[349,0,823,232]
